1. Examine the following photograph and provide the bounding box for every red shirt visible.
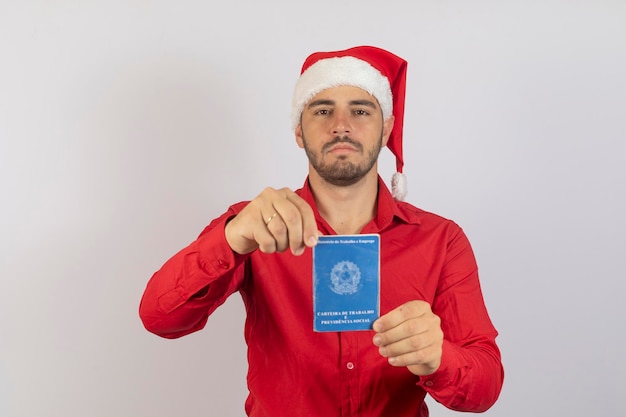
[139,178,503,416]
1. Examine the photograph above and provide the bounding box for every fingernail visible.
[307,235,318,246]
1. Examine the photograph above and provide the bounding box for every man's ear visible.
[382,115,395,147]
[295,123,304,148]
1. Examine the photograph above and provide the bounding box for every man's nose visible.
[331,112,351,135]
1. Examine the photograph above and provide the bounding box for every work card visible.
[313,234,380,332]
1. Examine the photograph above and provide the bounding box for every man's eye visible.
[315,109,330,115]
[354,109,369,116]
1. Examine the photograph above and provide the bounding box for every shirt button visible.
[424,380,434,387]
[218,259,230,269]
[346,362,354,370]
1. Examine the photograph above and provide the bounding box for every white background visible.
[1,1,625,416]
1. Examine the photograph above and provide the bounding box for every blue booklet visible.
[313,234,380,332]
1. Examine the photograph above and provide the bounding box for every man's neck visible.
[308,171,379,235]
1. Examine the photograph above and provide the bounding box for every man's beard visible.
[302,133,383,187]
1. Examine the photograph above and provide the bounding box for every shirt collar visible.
[297,176,421,234]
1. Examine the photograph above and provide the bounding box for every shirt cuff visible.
[415,339,463,392]
[196,220,247,273]
[156,219,248,313]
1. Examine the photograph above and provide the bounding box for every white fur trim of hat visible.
[291,56,393,129]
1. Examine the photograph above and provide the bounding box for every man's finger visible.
[274,190,317,255]
[269,191,305,254]
[264,211,290,252]
[285,192,319,247]
[373,300,430,332]
[376,326,431,356]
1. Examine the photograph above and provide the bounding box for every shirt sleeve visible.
[415,224,504,412]
[138,205,249,339]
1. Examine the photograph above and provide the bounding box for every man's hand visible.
[224,187,319,256]
[372,300,444,376]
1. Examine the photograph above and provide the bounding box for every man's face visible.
[295,85,394,187]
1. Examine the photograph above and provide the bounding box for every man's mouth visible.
[323,136,362,154]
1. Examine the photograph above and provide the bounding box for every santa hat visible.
[291,45,408,200]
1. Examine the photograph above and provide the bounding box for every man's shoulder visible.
[395,200,460,230]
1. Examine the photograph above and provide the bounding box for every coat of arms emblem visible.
[329,260,361,295]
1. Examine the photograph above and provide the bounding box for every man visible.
[139,46,503,416]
